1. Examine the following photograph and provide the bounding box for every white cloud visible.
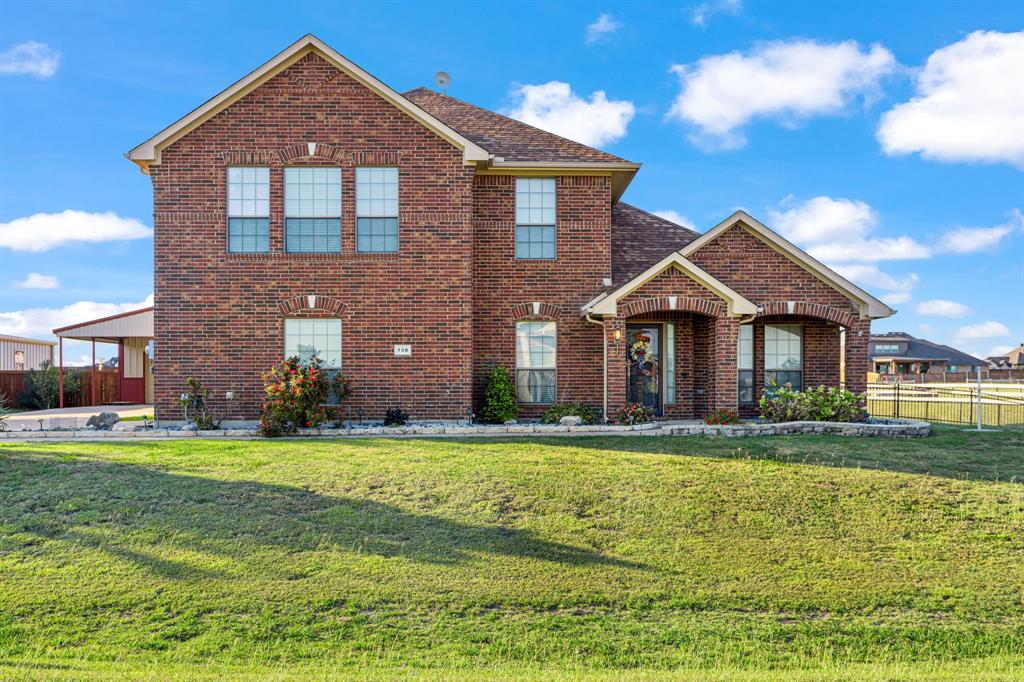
[667,40,895,150]
[0,41,60,78]
[13,273,59,289]
[833,263,919,304]
[937,211,1021,254]
[0,294,153,341]
[808,236,932,262]
[585,13,621,45]
[692,0,742,27]
[918,323,936,334]
[652,210,695,229]
[916,299,971,318]
[987,344,1016,358]
[955,321,1011,343]
[878,31,1024,168]
[0,210,152,252]
[507,81,635,147]
[768,195,876,244]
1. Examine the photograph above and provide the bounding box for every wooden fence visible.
[0,369,120,409]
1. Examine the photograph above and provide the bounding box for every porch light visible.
[614,330,622,341]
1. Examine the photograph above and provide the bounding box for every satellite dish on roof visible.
[434,71,451,93]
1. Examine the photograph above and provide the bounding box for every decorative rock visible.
[559,415,583,427]
[503,419,518,425]
[181,423,199,432]
[85,412,120,430]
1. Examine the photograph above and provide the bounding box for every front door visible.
[627,325,662,415]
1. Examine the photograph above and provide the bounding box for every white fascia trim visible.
[681,211,896,320]
[487,160,641,170]
[126,34,491,168]
[585,252,757,317]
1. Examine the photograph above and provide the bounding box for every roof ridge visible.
[403,87,633,164]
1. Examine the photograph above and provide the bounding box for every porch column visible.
[605,316,627,420]
[58,337,64,409]
[844,319,871,394]
[712,316,739,411]
[91,339,97,407]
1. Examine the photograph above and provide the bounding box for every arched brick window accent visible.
[509,301,564,321]
[277,142,350,164]
[619,296,725,319]
[277,294,348,317]
[756,301,857,328]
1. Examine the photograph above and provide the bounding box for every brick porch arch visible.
[277,294,348,316]
[619,296,725,319]
[756,301,858,328]
[509,301,565,321]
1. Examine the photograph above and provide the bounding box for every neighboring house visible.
[987,343,1024,369]
[126,35,894,421]
[869,332,984,376]
[0,335,55,371]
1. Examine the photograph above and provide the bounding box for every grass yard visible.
[1,426,1022,680]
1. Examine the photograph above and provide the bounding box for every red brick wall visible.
[151,52,475,421]
[471,174,610,418]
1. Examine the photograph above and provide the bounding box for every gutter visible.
[585,312,609,423]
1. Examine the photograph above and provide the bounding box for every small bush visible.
[0,389,10,432]
[616,402,654,425]
[20,360,80,410]
[180,377,222,430]
[541,402,599,425]
[481,364,519,423]
[704,408,741,425]
[258,355,330,437]
[759,385,866,423]
[383,408,409,427]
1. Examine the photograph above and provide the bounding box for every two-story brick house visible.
[127,35,893,422]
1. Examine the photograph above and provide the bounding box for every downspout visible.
[585,312,608,422]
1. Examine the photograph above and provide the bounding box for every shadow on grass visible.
[392,424,1024,483]
[0,450,646,578]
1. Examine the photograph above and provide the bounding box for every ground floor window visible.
[738,324,754,403]
[665,323,676,405]
[765,324,802,391]
[515,321,556,403]
[284,319,341,368]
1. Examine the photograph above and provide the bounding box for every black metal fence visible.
[867,383,1024,427]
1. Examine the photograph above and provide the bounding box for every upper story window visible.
[515,178,555,259]
[874,343,899,353]
[227,167,270,253]
[765,324,802,391]
[284,319,341,369]
[14,350,25,371]
[737,325,754,403]
[356,167,399,253]
[285,167,341,253]
[515,321,556,403]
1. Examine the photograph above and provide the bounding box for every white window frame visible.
[514,177,556,260]
[227,166,270,253]
[284,167,342,253]
[355,167,399,253]
[284,319,342,369]
[515,321,557,404]
[764,324,803,391]
[738,324,754,404]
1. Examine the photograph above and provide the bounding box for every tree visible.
[21,360,81,410]
[481,364,519,423]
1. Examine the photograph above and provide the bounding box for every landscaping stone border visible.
[0,418,929,440]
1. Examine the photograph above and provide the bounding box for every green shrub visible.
[179,377,222,430]
[704,408,741,425]
[20,360,80,410]
[0,389,10,432]
[759,385,866,423]
[383,408,409,426]
[616,402,654,425]
[541,402,599,425]
[481,364,519,423]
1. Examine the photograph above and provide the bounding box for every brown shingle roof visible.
[404,87,633,164]
[612,203,700,285]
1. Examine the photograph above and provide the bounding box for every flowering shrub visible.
[759,385,866,423]
[259,355,330,437]
[616,402,654,425]
[704,408,741,425]
[331,374,353,403]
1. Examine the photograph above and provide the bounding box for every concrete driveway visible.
[4,404,153,431]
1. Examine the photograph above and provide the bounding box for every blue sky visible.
[1,0,1022,364]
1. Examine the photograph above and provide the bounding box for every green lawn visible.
[1,427,1022,680]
